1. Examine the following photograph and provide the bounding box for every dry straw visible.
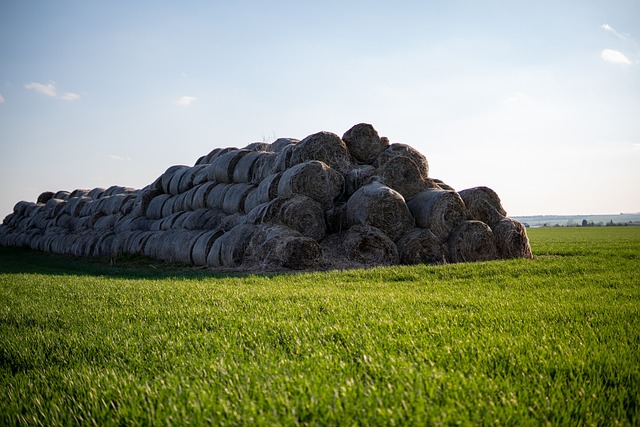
[407,188,466,242]
[447,220,498,263]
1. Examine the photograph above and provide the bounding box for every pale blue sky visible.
[1,0,639,217]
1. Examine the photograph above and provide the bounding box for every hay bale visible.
[250,152,279,183]
[396,228,448,265]
[290,131,353,174]
[374,143,429,179]
[325,203,348,234]
[145,194,171,220]
[243,142,271,151]
[492,218,533,259]
[190,182,218,210]
[342,123,389,164]
[37,191,55,204]
[458,186,507,226]
[269,137,299,152]
[243,224,323,270]
[191,229,224,265]
[271,143,295,173]
[88,187,106,199]
[161,165,188,194]
[207,224,257,268]
[432,179,455,192]
[261,194,326,240]
[219,213,246,232]
[232,151,264,183]
[344,165,377,197]
[206,183,233,210]
[342,225,399,266]
[377,155,432,200]
[346,181,414,241]
[447,220,498,263]
[208,149,251,183]
[54,190,71,200]
[69,189,90,198]
[177,165,206,194]
[406,188,466,242]
[222,183,255,214]
[43,198,66,219]
[277,160,344,209]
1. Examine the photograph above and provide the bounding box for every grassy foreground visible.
[0,227,639,425]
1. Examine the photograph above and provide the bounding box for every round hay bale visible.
[346,181,414,242]
[127,230,155,255]
[54,190,71,200]
[190,182,218,210]
[37,191,55,204]
[253,173,282,204]
[131,181,163,217]
[374,143,429,179]
[277,160,344,209]
[13,201,34,217]
[168,167,190,195]
[159,212,187,230]
[243,188,263,214]
[208,149,251,183]
[396,228,448,265]
[219,213,246,232]
[191,229,224,265]
[447,220,498,263]
[161,165,188,194]
[171,192,191,214]
[261,195,326,240]
[178,165,206,194]
[161,196,179,218]
[377,155,435,201]
[325,203,348,234]
[88,187,106,200]
[342,123,389,164]
[271,144,295,173]
[290,131,353,174]
[69,189,90,198]
[192,164,211,186]
[243,142,271,151]
[344,165,377,197]
[202,148,222,164]
[197,208,227,230]
[141,231,164,259]
[432,179,455,192]
[194,155,208,166]
[93,214,118,230]
[244,203,269,225]
[244,224,323,270]
[146,194,171,220]
[342,225,399,266]
[92,231,116,257]
[207,224,257,268]
[44,198,66,219]
[222,183,255,214]
[206,183,233,210]
[406,188,466,242]
[168,230,203,264]
[232,151,264,183]
[250,152,278,183]
[458,186,507,226]
[492,218,533,259]
[269,137,299,152]
[54,213,73,229]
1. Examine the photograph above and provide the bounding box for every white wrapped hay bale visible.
[346,181,414,242]
[407,188,466,242]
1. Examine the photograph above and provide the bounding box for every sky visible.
[1,0,639,218]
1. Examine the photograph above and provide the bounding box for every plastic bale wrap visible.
[290,131,354,175]
[260,195,326,241]
[447,220,498,263]
[243,224,323,270]
[207,224,257,268]
[191,229,224,265]
[222,183,255,215]
[396,228,448,265]
[250,152,279,183]
[458,186,507,226]
[346,181,414,242]
[407,188,466,242]
[278,160,344,209]
[208,149,251,183]
[375,143,429,180]
[492,218,533,259]
[344,165,377,197]
[342,225,399,266]
[342,123,389,164]
[377,155,432,200]
[232,151,264,183]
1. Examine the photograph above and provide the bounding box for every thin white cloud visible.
[601,24,627,40]
[109,154,132,161]
[24,81,80,100]
[601,49,632,65]
[0,94,4,104]
[177,96,197,106]
[25,81,57,97]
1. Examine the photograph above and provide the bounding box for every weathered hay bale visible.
[342,123,389,164]
[110,230,135,256]
[232,151,264,183]
[406,188,466,242]
[271,143,295,173]
[244,224,323,270]
[325,203,348,234]
[447,220,498,263]
[190,207,226,230]
[130,180,163,217]
[159,212,187,230]
[88,187,106,199]
[189,182,217,210]
[243,142,271,151]
[342,225,399,266]
[432,179,455,192]
[344,165,377,197]
[37,191,55,204]
[13,201,35,217]
[201,148,222,164]
[458,186,507,226]
[396,228,448,265]
[250,152,279,183]
[161,165,188,194]
[219,213,246,231]
[93,214,118,230]
[44,198,66,219]
[168,230,204,264]
[92,231,116,257]
[54,213,73,229]
[54,190,71,200]
[290,131,353,174]
[69,189,90,198]
[261,195,326,240]
[207,224,257,268]
[62,196,87,217]
[375,143,429,179]
[269,137,299,152]
[141,231,164,259]
[378,155,434,200]
[168,167,190,195]
[222,183,255,214]
[278,160,344,209]
[492,218,533,259]
[191,229,224,265]
[346,181,414,241]
[104,186,136,197]
[146,194,171,220]
[253,173,282,204]
[208,149,251,183]
[205,183,233,210]
[178,165,207,194]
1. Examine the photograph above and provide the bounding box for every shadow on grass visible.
[0,247,268,281]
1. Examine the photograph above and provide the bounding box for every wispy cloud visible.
[109,154,132,161]
[0,94,4,104]
[601,24,627,40]
[24,81,80,101]
[177,96,197,106]
[601,49,632,65]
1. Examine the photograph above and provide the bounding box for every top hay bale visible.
[342,123,389,164]
[290,131,353,175]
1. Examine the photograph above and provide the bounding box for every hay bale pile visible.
[0,123,532,271]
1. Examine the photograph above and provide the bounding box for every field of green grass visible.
[1,227,639,425]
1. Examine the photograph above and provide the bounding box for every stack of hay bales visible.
[0,123,532,271]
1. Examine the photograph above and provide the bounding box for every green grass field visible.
[1,227,639,425]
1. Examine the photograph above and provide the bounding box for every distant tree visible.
[582,219,588,227]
